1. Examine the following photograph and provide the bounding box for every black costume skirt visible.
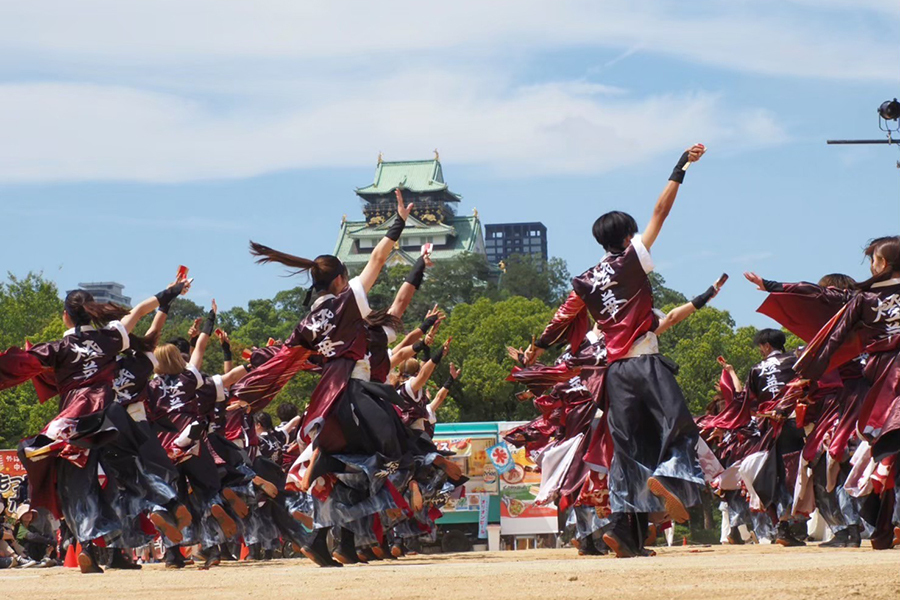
[305,378,449,530]
[311,378,438,480]
[100,404,180,517]
[605,354,704,514]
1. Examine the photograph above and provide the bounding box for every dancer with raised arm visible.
[793,236,900,549]
[523,143,708,558]
[508,271,728,556]
[0,279,187,573]
[146,302,249,569]
[249,189,459,566]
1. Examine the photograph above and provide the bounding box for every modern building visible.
[484,222,548,265]
[334,155,487,268]
[69,281,132,307]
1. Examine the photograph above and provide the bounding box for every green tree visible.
[658,307,759,414]
[362,252,496,330]
[497,254,571,306]
[431,296,556,423]
[0,273,63,348]
[649,272,688,307]
[0,273,65,447]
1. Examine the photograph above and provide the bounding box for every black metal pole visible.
[826,139,898,145]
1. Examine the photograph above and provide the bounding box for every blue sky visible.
[1,1,898,328]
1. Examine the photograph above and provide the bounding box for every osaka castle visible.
[334,153,487,268]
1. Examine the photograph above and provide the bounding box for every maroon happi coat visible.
[709,351,798,431]
[285,277,371,442]
[795,279,900,457]
[536,236,657,364]
[570,236,657,363]
[112,350,157,406]
[146,364,224,454]
[0,321,129,515]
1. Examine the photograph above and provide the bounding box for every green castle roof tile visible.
[334,214,484,266]
[355,159,462,201]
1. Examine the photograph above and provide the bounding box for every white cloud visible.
[0,77,786,182]
[1,0,895,81]
[0,0,891,183]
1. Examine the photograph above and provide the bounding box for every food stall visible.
[432,422,558,552]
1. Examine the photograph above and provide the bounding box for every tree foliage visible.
[433,296,557,423]
[0,273,66,447]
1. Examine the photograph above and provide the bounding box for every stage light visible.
[877,99,900,121]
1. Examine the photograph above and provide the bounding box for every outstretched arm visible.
[391,307,443,368]
[358,189,413,293]
[408,338,450,394]
[654,274,725,335]
[121,278,189,333]
[389,249,433,318]
[220,364,248,389]
[642,144,705,250]
[145,310,168,340]
[429,363,460,416]
[216,329,233,372]
[190,300,217,369]
[523,291,587,366]
[727,364,743,393]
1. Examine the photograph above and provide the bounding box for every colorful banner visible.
[0,450,27,517]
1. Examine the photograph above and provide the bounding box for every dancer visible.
[146,303,249,569]
[744,271,865,547]
[794,236,900,549]
[249,189,460,567]
[523,143,712,558]
[1,280,188,573]
[510,271,729,557]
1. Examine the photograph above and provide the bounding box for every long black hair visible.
[65,289,155,349]
[65,289,129,327]
[250,241,349,306]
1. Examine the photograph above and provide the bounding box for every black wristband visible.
[385,216,406,241]
[200,309,216,336]
[669,151,690,184]
[762,279,784,293]
[419,315,438,335]
[405,256,427,289]
[190,335,199,349]
[412,341,431,360]
[431,346,445,365]
[691,286,717,310]
[441,376,455,391]
[155,281,185,313]
[222,342,232,362]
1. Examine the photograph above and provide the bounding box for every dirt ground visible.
[3,545,899,600]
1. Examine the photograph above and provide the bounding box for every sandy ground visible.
[3,545,899,600]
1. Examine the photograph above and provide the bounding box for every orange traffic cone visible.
[240,542,250,561]
[181,546,192,558]
[64,543,80,568]
[682,536,688,546]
